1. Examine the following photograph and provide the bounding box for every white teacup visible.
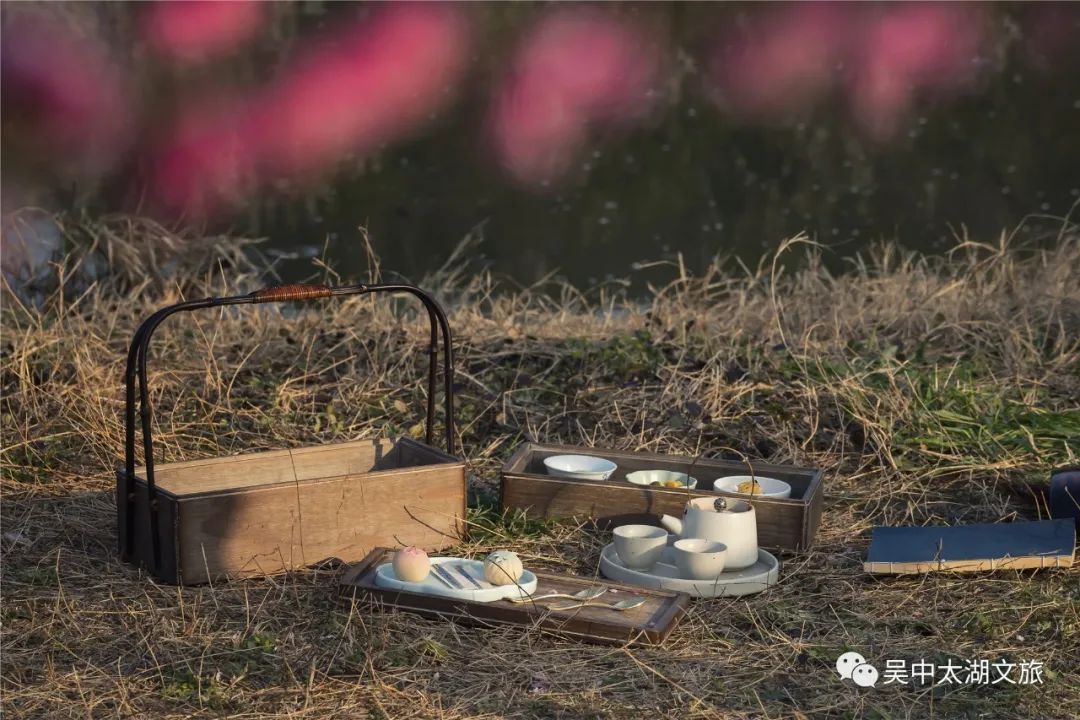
[672,538,728,580]
[613,525,668,570]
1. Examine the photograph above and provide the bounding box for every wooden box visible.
[341,548,689,645]
[500,443,824,551]
[119,437,465,585]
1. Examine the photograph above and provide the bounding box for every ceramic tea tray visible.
[600,542,779,598]
[375,557,538,602]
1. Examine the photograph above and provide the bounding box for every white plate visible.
[599,541,779,598]
[543,454,617,480]
[713,475,792,499]
[375,557,538,602]
[626,470,698,489]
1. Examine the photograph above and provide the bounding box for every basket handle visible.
[119,282,456,570]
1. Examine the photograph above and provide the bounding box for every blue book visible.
[865,519,1075,574]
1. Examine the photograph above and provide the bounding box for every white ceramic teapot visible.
[660,497,759,570]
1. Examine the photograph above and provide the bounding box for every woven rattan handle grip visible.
[249,283,332,302]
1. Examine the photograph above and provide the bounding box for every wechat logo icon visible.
[837,651,878,688]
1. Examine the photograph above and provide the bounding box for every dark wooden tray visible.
[340,548,689,645]
[500,442,825,551]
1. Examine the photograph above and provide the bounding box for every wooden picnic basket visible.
[118,282,466,585]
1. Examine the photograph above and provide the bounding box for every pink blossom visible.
[709,3,852,118]
[707,3,987,140]
[1,18,130,171]
[149,3,471,214]
[255,3,471,176]
[149,100,256,213]
[142,0,265,64]
[849,4,984,139]
[489,8,663,186]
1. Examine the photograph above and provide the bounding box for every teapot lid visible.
[688,496,752,513]
[682,498,751,515]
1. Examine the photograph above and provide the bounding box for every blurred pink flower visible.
[709,3,852,118]
[490,8,663,186]
[849,4,984,139]
[149,101,256,213]
[255,2,471,176]
[1,18,131,172]
[707,2,987,141]
[142,0,265,64]
[150,3,471,214]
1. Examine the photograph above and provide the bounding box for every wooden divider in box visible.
[500,443,824,551]
[341,548,689,645]
[118,437,465,585]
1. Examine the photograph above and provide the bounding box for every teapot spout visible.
[659,514,683,537]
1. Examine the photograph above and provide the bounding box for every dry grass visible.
[2,214,1079,719]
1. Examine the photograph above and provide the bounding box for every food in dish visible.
[483,550,524,585]
[626,470,698,489]
[392,546,431,582]
[713,475,792,499]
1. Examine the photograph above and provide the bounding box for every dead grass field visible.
[2,214,1078,719]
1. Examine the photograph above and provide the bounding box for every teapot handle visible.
[659,514,683,536]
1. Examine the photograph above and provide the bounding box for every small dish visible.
[543,454,617,480]
[626,470,698,489]
[713,475,792,499]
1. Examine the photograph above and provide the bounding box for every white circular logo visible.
[836,651,867,680]
[851,663,879,688]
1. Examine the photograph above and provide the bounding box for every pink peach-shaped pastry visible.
[392,546,431,583]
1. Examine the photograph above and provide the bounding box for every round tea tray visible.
[375,557,538,602]
[599,543,779,598]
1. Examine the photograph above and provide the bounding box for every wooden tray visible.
[500,442,824,551]
[340,548,690,645]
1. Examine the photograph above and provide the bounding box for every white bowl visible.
[672,538,728,579]
[612,524,668,570]
[543,454,617,480]
[625,470,698,489]
[713,475,792,499]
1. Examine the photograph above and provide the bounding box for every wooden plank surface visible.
[340,548,689,645]
[865,519,1076,574]
[175,463,465,584]
[138,437,457,497]
[140,438,395,495]
[119,438,466,584]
